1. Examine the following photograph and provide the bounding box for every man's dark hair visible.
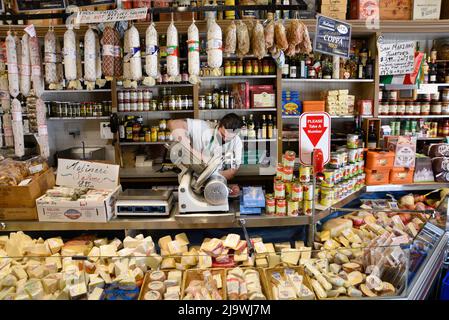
[219,113,243,131]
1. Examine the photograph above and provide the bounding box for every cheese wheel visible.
[148,281,165,294]
[149,271,166,282]
[144,290,162,300]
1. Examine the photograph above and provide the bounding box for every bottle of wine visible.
[240,115,247,140]
[367,122,377,149]
[365,51,374,79]
[431,40,437,63]
[289,56,297,78]
[357,56,365,79]
[354,116,365,148]
[267,114,274,139]
[429,59,438,84]
[247,114,256,139]
[299,54,306,79]
[282,57,289,78]
[422,54,429,84]
[261,114,267,139]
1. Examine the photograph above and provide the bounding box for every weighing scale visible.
[115,189,174,217]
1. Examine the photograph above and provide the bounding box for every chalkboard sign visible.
[15,0,66,12]
[378,38,415,76]
[65,0,116,7]
[313,14,352,59]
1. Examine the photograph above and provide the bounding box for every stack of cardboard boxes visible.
[321,0,348,20]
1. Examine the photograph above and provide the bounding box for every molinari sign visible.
[314,14,352,59]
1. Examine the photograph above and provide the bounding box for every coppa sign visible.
[56,159,119,189]
[299,112,331,166]
[314,14,352,59]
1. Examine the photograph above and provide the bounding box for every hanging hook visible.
[192,11,195,23]
[171,12,174,23]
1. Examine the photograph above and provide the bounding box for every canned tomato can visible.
[276,163,284,180]
[287,199,299,216]
[285,181,292,197]
[322,170,335,187]
[303,183,313,201]
[320,187,334,207]
[283,166,294,182]
[291,183,303,201]
[265,195,276,215]
[274,181,286,200]
[276,199,287,216]
[299,166,312,183]
[283,150,296,168]
[329,152,340,169]
[357,148,364,161]
[347,134,359,149]
[303,200,313,216]
[348,148,357,164]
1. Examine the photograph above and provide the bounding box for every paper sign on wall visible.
[378,38,415,76]
[74,8,148,24]
[299,112,331,166]
[57,158,119,189]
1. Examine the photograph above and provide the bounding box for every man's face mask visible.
[218,126,238,142]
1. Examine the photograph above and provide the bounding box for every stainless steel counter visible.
[366,183,449,192]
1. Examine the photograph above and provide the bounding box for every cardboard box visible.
[387,136,417,168]
[321,4,347,13]
[319,11,347,19]
[0,207,38,221]
[350,0,380,20]
[379,0,411,20]
[0,169,55,208]
[321,0,348,5]
[413,0,441,20]
[37,159,121,223]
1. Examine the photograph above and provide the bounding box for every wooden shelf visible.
[199,108,277,112]
[117,83,194,89]
[120,142,168,146]
[379,115,449,119]
[200,75,276,80]
[42,89,111,94]
[283,79,374,83]
[117,110,194,114]
[47,117,110,120]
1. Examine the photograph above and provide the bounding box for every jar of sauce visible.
[431,101,442,115]
[388,101,397,115]
[397,101,405,115]
[421,102,430,115]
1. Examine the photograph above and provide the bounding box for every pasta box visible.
[36,159,121,223]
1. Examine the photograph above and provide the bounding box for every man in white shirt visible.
[167,113,243,180]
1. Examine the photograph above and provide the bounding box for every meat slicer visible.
[167,141,229,213]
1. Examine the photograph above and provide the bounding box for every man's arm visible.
[167,119,188,142]
[220,168,238,180]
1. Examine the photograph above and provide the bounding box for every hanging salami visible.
[95,31,106,88]
[167,22,180,81]
[122,27,131,86]
[29,34,44,97]
[36,98,50,159]
[84,27,97,90]
[207,18,223,74]
[187,20,200,84]
[143,23,158,86]
[101,25,122,80]
[5,32,19,98]
[11,98,24,157]
[129,25,142,82]
[44,28,59,88]
[64,26,81,90]
[20,33,31,97]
